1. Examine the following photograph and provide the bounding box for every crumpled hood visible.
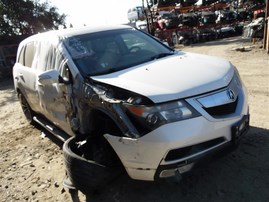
[91,51,234,103]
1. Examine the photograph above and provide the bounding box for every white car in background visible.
[136,20,148,32]
[13,25,249,186]
[127,6,144,23]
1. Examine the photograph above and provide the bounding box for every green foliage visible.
[0,0,66,44]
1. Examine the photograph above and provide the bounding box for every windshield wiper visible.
[150,52,174,60]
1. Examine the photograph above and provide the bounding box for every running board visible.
[33,116,70,142]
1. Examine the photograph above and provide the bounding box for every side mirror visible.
[38,69,61,85]
[60,64,72,84]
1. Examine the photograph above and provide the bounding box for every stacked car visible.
[145,0,264,45]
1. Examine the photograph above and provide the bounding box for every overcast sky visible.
[46,0,143,27]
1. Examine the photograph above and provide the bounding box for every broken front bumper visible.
[104,113,249,181]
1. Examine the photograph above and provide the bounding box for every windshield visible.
[64,28,173,76]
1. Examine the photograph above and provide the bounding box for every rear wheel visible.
[18,93,34,124]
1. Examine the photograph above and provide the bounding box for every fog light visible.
[177,163,194,174]
[160,169,177,178]
[159,163,194,178]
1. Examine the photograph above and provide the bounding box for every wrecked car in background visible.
[179,12,200,27]
[13,25,249,193]
[243,17,264,40]
[127,6,145,23]
[151,0,198,7]
[157,13,180,29]
[200,12,217,25]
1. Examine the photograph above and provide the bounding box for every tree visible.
[0,0,66,43]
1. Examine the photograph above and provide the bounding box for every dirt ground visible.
[0,37,269,202]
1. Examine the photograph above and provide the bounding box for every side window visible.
[33,41,55,71]
[45,46,55,71]
[34,41,66,72]
[18,46,25,65]
[54,48,66,72]
[24,42,35,68]
[45,46,65,72]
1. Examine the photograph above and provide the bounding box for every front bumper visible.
[155,114,249,180]
[104,113,249,181]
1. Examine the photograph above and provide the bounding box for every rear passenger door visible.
[14,41,41,113]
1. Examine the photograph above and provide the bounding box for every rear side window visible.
[18,46,25,65]
[24,42,35,68]
[18,38,65,72]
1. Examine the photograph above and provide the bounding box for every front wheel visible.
[18,93,34,124]
[63,136,123,195]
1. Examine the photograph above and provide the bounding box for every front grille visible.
[203,98,238,117]
[164,137,225,161]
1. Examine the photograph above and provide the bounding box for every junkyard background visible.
[1,0,269,79]
[1,0,269,201]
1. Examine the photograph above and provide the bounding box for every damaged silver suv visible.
[13,25,249,183]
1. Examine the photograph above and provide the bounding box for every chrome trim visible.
[227,89,236,101]
[197,76,239,108]
[197,89,237,108]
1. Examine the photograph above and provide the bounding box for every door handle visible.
[15,73,23,80]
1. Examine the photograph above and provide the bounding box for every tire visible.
[18,93,35,124]
[63,136,123,195]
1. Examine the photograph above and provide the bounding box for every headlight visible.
[124,100,201,131]
[232,66,242,88]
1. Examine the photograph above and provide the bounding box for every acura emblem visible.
[227,89,235,101]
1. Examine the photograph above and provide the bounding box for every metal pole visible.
[146,0,155,35]
[142,0,151,33]
[263,0,269,52]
